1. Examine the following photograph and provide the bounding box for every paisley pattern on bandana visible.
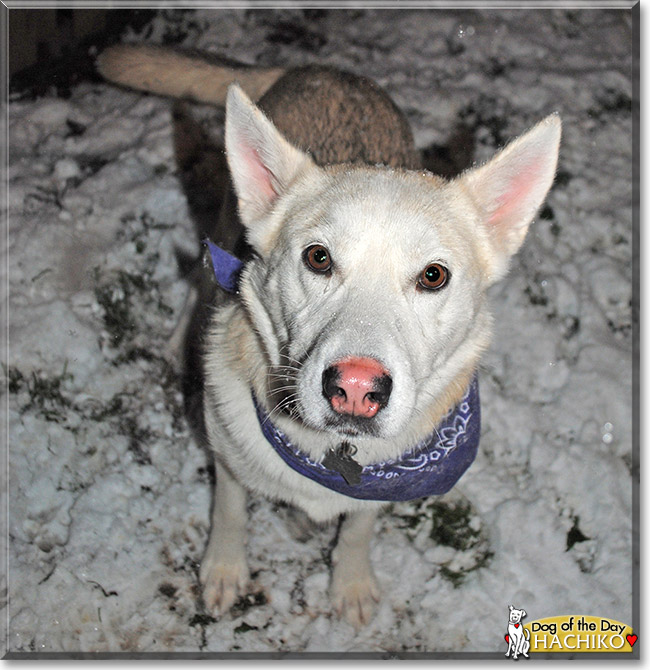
[204,237,481,502]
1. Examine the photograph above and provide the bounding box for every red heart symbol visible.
[505,634,510,643]
[627,634,637,647]
[515,623,520,628]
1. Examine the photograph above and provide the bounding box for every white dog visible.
[506,605,531,659]
[99,45,561,627]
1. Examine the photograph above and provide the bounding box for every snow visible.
[4,6,635,656]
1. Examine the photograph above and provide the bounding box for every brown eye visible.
[303,244,332,274]
[418,263,449,290]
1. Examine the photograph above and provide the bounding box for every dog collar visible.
[204,239,481,502]
[253,377,480,502]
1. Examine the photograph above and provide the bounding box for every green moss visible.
[118,211,174,256]
[230,590,268,618]
[566,515,590,551]
[87,393,126,422]
[94,267,173,349]
[439,549,494,588]
[120,415,153,465]
[94,270,137,347]
[6,366,25,393]
[395,497,493,587]
[189,613,217,627]
[524,284,549,307]
[21,365,74,422]
[94,211,178,350]
[234,621,259,634]
[428,500,481,551]
[438,565,464,587]
[158,583,177,599]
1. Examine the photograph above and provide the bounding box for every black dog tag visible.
[322,442,362,486]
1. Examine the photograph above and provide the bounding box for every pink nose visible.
[322,357,393,418]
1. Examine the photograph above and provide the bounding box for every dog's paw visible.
[199,554,250,615]
[331,569,380,629]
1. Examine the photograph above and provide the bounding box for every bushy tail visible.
[97,44,285,105]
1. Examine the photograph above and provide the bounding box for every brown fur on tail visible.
[97,44,285,105]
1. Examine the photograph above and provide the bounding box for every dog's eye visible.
[303,244,332,274]
[418,263,449,291]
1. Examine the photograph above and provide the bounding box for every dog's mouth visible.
[266,361,383,437]
[266,385,380,438]
[322,413,380,437]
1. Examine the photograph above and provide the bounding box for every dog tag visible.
[322,442,363,486]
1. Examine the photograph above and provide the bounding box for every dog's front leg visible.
[330,508,380,628]
[200,461,250,614]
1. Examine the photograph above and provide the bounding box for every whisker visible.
[269,363,301,372]
[267,376,298,385]
[266,392,300,422]
[269,384,299,395]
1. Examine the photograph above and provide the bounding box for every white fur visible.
[506,605,531,659]
[201,86,561,627]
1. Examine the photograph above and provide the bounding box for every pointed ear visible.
[460,114,561,279]
[225,84,314,229]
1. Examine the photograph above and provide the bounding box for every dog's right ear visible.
[225,85,315,237]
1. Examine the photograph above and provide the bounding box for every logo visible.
[503,607,637,656]
[505,605,530,659]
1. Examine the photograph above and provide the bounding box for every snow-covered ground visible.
[4,7,636,656]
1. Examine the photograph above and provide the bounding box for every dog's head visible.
[509,605,527,624]
[225,85,561,441]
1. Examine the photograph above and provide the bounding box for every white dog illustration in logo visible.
[505,605,530,659]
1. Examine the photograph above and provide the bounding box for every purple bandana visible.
[204,238,243,293]
[205,238,481,502]
[254,379,480,501]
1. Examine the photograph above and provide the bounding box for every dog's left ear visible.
[225,84,315,242]
[459,114,561,281]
